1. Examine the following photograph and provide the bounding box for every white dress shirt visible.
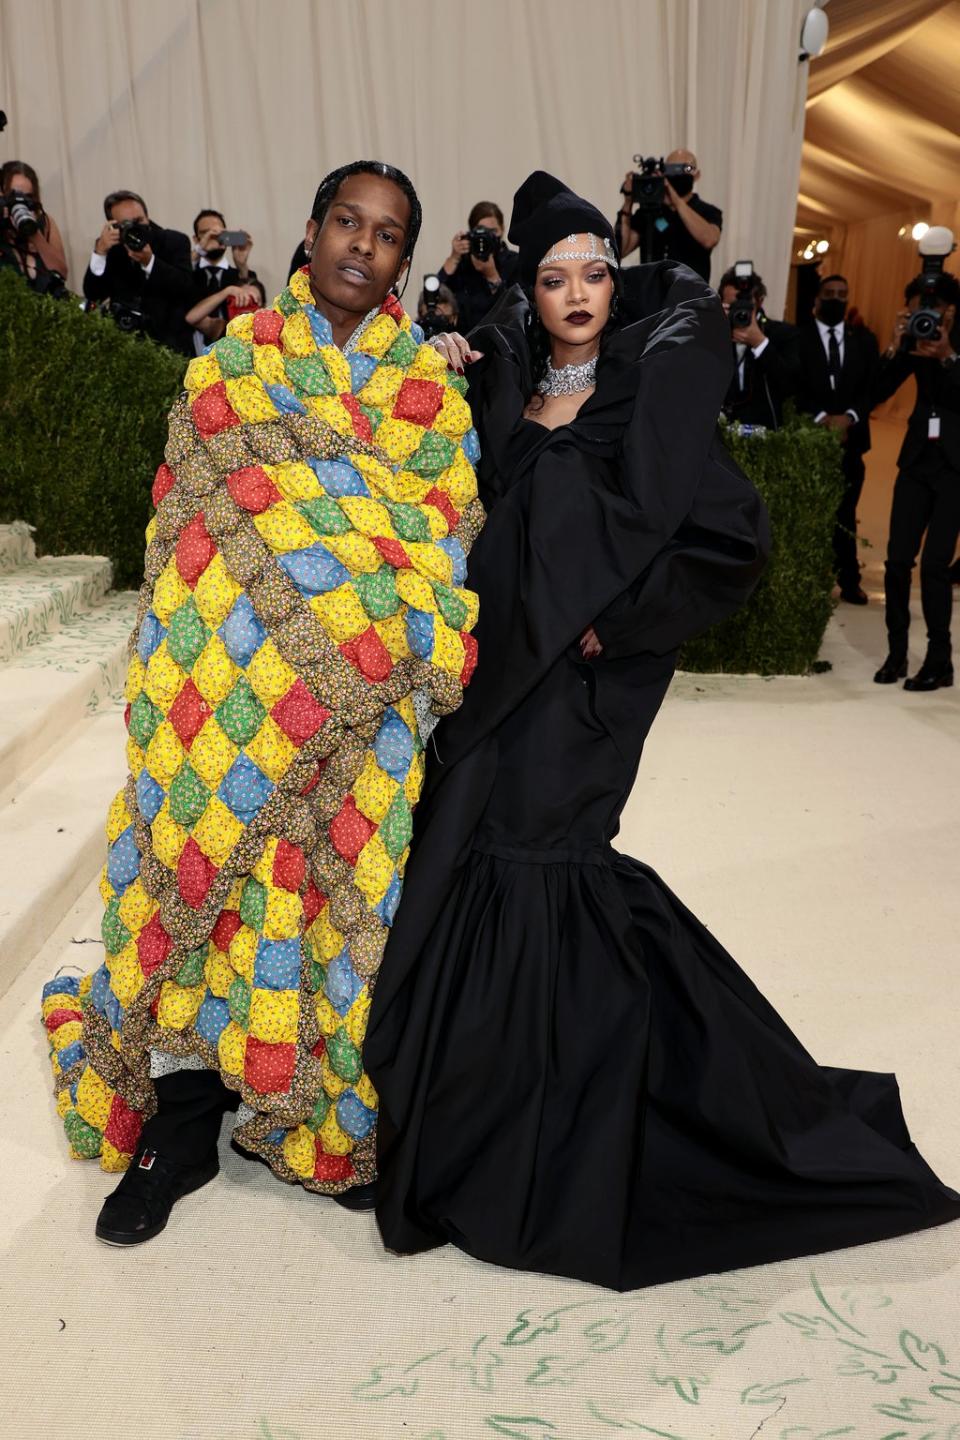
[88,247,155,278]
[814,316,858,425]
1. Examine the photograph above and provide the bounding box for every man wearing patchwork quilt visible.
[41,161,484,1245]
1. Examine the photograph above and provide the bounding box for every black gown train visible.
[364,262,960,1291]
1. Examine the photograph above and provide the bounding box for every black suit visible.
[83,221,195,355]
[870,322,960,665]
[795,320,880,589]
[722,316,800,431]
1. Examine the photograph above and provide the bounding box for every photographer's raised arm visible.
[30,214,68,280]
[667,183,721,251]
[617,171,639,259]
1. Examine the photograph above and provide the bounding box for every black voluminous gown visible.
[364,263,960,1291]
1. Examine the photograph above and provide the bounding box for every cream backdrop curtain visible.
[0,0,807,317]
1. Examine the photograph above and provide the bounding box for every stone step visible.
[0,709,126,1000]
[0,591,139,806]
[0,555,115,664]
[0,521,37,574]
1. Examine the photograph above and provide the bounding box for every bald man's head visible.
[667,148,699,173]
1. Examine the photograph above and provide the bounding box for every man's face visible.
[195,214,227,256]
[304,172,410,316]
[815,280,848,316]
[109,198,148,227]
[418,298,457,324]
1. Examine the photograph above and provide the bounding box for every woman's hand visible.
[427,331,483,375]
[227,283,262,307]
[580,626,604,660]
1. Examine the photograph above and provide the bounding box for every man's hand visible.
[663,176,681,210]
[914,330,956,362]
[230,233,253,274]
[427,332,483,375]
[731,315,765,349]
[580,626,604,660]
[95,221,121,257]
[620,170,634,201]
[887,309,910,354]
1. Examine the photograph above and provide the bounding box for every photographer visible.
[188,208,265,348]
[0,159,69,290]
[719,265,800,432]
[438,201,520,332]
[872,246,960,692]
[417,276,459,339]
[795,274,880,605]
[82,189,195,354]
[617,149,721,283]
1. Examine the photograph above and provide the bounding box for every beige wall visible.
[1,0,808,315]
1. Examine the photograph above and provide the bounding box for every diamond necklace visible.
[342,304,381,356]
[538,354,598,397]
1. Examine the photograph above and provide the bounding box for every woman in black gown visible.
[363,172,960,1292]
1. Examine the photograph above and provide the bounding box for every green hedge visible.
[0,267,186,589]
[0,269,842,672]
[680,413,844,675]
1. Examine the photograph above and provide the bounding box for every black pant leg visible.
[834,448,866,588]
[918,456,960,664]
[884,465,935,659]
[141,1068,238,1165]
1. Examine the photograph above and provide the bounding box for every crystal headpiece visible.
[538,232,619,270]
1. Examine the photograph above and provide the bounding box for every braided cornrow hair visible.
[310,161,423,300]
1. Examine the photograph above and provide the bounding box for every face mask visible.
[204,244,227,263]
[669,175,694,198]
[818,297,847,326]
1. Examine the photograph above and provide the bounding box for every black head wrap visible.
[508,170,618,286]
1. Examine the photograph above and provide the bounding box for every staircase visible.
[0,523,138,996]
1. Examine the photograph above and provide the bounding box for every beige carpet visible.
[2,422,958,1439]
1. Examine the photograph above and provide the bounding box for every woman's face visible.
[7,172,34,198]
[533,239,614,349]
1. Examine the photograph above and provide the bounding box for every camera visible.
[418,273,456,340]
[468,226,502,263]
[903,226,957,350]
[118,219,151,253]
[105,298,146,334]
[629,155,695,210]
[727,260,758,330]
[1,189,39,240]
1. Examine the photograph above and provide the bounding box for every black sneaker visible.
[95,1148,220,1246]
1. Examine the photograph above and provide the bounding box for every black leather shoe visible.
[229,1138,377,1211]
[95,1148,219,1246]
[873,656,907,684]
[839,584,869,605]
[904,661,954,692]
[332,1181,378,1212]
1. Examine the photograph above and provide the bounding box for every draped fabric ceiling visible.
[0,0,809,318]
[799,1,960,350]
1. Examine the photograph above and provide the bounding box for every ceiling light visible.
[815,239,829,253]
[912,222,930,241]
